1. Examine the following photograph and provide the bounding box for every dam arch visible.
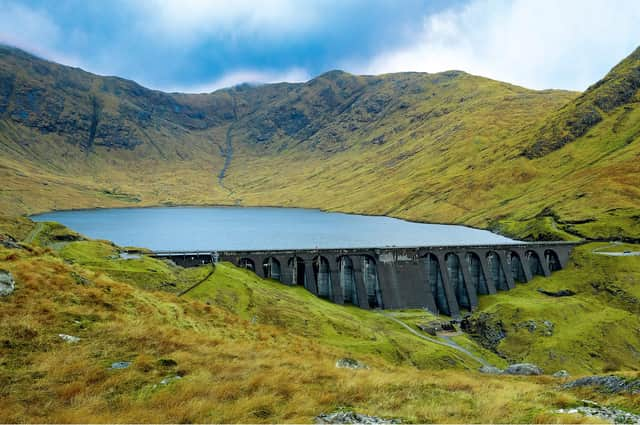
[509,251,527,283]
[424,253,450,315]
[262,257,281,281]
[362,255,382,308]
[446,253,471,311]
[545,249,562,272]
[466,252,489,295]
[526,250,544,277]
[313,255,333,299]
[288,256,306,286]
[487,251,508,291]
[238,257,256,272]
[338,255,359,305]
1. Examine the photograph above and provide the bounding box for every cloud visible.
[167,67,311,93]
[358,0,640,90]
[0,1,88,69]
[0,2,59,53]
[131,0,322,44]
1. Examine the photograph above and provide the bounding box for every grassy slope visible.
[1,222,638,423]
[476,243,640,374]
[2,47,639,241]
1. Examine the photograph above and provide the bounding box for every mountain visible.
[0,44,638,241]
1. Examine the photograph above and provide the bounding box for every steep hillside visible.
[0,44,638,241]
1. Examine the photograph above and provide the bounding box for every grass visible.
[59,239,213,293]
[0,222,638,422]
[474,243,640,375]
[1,234,634,423]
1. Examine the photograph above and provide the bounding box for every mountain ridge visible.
[0,44,638,242]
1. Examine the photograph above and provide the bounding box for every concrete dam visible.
[152,242,577,317]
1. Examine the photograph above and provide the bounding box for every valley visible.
[0,42,639,423]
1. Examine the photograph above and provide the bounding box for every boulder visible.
[504,363,543,376]
[563,375,640,394]
[553,370,570,378]
[0,270,15,296]
[0,234,21,249]
[159,375,182,385]
[335,358,369,370]
[537,288,576,297]
[58,334,80,343]
[110,361,131,370]
[315,411,400,424]
[478,365,503,374]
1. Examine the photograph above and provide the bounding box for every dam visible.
[152,242,577,317]
[31,206,578,316]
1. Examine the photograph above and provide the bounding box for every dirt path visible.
[592,242,640,256]
[379,312,492,368]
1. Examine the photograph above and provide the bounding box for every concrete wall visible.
[153,242,577,318]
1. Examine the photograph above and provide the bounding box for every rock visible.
[315,411,400,424]
[563,375,640,394]
[335,358,369,370]
[158,358,177,367]
[557,399,640,424]
[553,370,570,378]
[504,363,543,376]
[70,272,90,286]
[0,270,15,296]
[159,375,182,385]
[542,320,555,336]
[460,313,506,352]
[58,333,80,343]
[518,320,537,333]
[0,234,21,249]
[479,365,503,374]
[110,361,131,369]
[537,288,576,297]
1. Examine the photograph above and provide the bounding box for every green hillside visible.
[1,45,639,241]
[1,219,638,423]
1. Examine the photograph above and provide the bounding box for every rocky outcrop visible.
[563,375,640,394]
[315,411,400,424]
[479,363,544,376]
[557,399,640,424]
[460,313,506,352]
[504,363,543,376]
[335,358,369,370]
[537,288,576,297]
[0,234,21,249]
[0,270,15,296]
[524,46,640,158]
[478,365,503,374]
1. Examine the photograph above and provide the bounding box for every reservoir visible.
[32,206,519,251]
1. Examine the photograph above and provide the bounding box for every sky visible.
[1,0,639,93]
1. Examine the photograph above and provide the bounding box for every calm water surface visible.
[32,207,519,251]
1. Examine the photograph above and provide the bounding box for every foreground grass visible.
[0,220,639,422]
[0,245,606,424]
